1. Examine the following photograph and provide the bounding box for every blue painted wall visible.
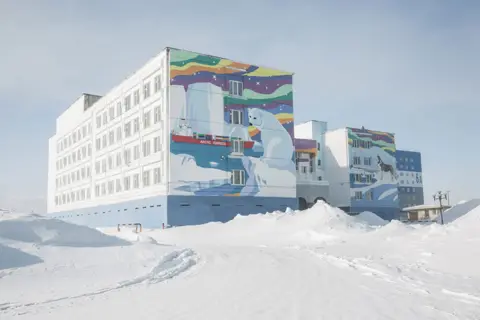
[396,150,424,208]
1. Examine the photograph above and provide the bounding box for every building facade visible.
[323,126,400,220]
[294,121,329,209]
[48,48,297,228]
[396,150,424,209]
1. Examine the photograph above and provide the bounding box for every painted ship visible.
[172,132,254,149]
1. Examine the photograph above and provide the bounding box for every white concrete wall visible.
[324,128,350,207]
[294,120,328,181]
[48,49,169,213]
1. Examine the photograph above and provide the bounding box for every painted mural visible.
[168,49,295,198]
[347,127,399,208]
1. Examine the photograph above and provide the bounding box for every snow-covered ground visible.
[1,201,480,319]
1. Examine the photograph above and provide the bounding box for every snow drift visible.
[153,201,386,246]
[0,243,43,271]
[0,215,130,247]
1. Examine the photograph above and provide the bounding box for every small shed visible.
[402,204,451,222]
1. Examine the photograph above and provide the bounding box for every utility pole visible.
[433,191,447,225]
[446,190,451,206]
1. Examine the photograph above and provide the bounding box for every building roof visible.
[402,204,451,212]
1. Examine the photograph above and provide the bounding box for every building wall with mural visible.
[347,127,399,218]
[168,48,296,204]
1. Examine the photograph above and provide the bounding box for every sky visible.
[0,0,479,212]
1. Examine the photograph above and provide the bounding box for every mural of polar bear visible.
[248,108,294,169]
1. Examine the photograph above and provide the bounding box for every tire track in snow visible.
[1,248,197,314]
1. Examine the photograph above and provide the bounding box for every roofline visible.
[166,46,295,75]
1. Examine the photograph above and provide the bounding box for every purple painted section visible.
[294,138,317,151]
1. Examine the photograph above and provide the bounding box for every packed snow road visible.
[1,202,480,319]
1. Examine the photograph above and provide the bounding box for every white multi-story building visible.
[48,50,169,227]
[48,48,298,228]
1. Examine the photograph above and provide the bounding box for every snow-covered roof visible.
[402,204,451,212]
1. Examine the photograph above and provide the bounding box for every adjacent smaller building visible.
[396,150,424,210]
[322,126,399,220]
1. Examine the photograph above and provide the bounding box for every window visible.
[407,187,411,193]
[116,126,122,142]
[124,148,131,165]
[354,174,362,182]
[133,117,140,133]
[364,157,371,166]
[81,167,85,179]
[72,132,77,143]
[102,134,107,148]
[133,173,140,188]
[353,156,361,165]
[124,95,131,112]
[154,75,162,92]
[317,142,320,151]
[154,168,161,184]
[124,176,131,191]
[82,146,86,158]
[232,140,244,154]
[124,122,132,138]
[102,111,108,125]
[108,155,113,170]
[133,145,140,160]
[86,166,91,177]
[133,89,140,105]
[95,161,100,174]
[115,179,122,192]
[366,174,372,183]
[109,130,114,145]
[143,82,150,99]
[96,115,101,129]
[86,188,91,199]
[88,143,91,156]
[366,190,373,200]
[88,123,92,134]
[154,136,161,153]
[142,170,150,187]
[355,191,363,200]
[116,152,122,167]
[143,140,151,157]
[229,80,243,97]
[302,166,307,173]
[101,183,106,196]
[154,106,161,123]
[143,110,151,129]
[102,159,106,173]
[109,106,115,121]
[230,109,243,125]
[231,169,245,185]
[116,102,122,117]
[412,187,416,192]
[317,159,322,166]
[108,181,114,194]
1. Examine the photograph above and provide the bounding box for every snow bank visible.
[0,215,130,247]
[439,198,480,224]
[0,243,43,270]
[154,201,382,246]
[355,211,388,226]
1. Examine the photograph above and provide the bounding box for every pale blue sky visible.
[0,0,478,211]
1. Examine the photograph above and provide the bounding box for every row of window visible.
[55,187,92,206]
[398,157,415,163]
[57,122,92,154]
[400,187,417,193]
[352,139,373,149]
[56,143,92,171]
[398,164,416,170]
[95,136,162,175]
[95,107,162,152]
[95,75,163,130]
[56,165,91,189]
[95,167,163,197]
[353,156,372,166]
[352,173,373,183]
[354,190,373,200]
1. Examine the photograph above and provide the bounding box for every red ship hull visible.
[172,135,254,148]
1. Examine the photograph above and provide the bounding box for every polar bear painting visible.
[248,108,295,170]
